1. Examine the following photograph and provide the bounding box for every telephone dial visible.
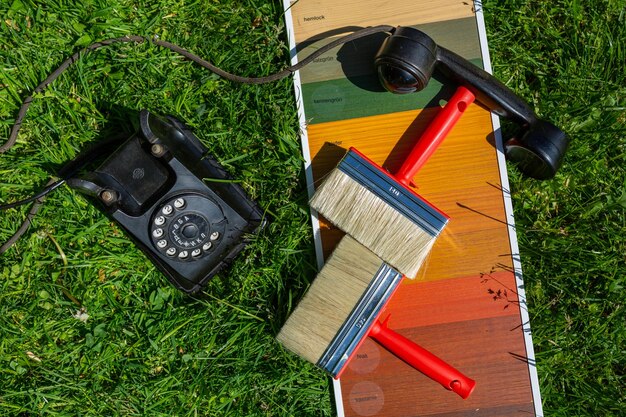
[66,110,265,294]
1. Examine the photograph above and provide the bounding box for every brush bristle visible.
[310,168,438,278]
[276,236,385,365]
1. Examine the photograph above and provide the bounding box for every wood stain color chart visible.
[282,1,543,416]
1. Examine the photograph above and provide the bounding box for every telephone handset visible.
[67,110,265,294]
[374,26,569,179]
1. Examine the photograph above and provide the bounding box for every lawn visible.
[0,0,624,416]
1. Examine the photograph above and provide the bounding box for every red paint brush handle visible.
[394,86,476,187]
[368,318,476,399]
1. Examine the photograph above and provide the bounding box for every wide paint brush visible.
[277,235,476,398]
[310,86,476,279]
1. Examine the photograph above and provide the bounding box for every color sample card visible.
[282,1,542,416]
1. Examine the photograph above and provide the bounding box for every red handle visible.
[368,317,476,399]
[394,86,476,187]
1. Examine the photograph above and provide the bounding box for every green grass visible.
[0,1,325,415]
[485,1,626,416]
[0,0,624,416]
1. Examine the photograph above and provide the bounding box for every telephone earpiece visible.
[374,26,568,179]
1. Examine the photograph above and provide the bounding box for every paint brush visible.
[310,86,476,278]
[276,235,475,398]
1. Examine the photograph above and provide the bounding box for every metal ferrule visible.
[316,263,403,377]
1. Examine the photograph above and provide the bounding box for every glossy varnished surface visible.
[286,1,537,415]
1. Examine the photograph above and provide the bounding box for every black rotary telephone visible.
[65,110,265,294]
[1,25,569,294]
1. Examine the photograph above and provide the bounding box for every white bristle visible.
[310,168,437,279]
[276,236,385,365]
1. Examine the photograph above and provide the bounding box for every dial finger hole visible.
[174,198,186,209]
